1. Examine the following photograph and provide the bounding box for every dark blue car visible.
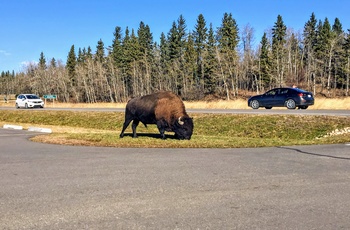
[248,87,314,109]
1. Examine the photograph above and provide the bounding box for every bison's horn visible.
[178,117,184,125]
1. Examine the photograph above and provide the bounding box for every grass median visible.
[1,110,349,148]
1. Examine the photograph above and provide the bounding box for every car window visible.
[27,95,39,99]
[279,89,288,95]
[266,89,278,95]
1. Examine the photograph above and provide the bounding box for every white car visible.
[15,94,45,109]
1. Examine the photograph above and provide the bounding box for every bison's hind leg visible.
[131,120,140,138]
[120,118,133,138]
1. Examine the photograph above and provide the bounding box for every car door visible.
[17,95,25,107]
[275,88,289,106]
[259,89,280,106]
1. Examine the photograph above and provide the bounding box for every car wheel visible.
[300,106,308,110]
[15,103,20,109]
[285,99,296,109]
[251,100,260,109]
[265,107,272,109]
[25,103,28,109]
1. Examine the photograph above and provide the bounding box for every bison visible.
[119,91,193,140]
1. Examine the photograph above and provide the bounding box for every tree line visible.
[1,12,350,102]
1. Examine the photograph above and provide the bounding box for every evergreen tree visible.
[66,45,77,84]
[159,32,169,68]
[95,39,105,63]
[110,26,123,66]
[316,18,336,92]
[343,29,350,95]
[39,52,46,69]
[303,13,318,91]
[50,58,56,68]
[86,46,93,59]
[193,14,208,94]
[203,23,217,94]
[137,22,153,56]
[183,32,196,97]
[332,18,343,35]
[168,15,187,60]
[271,14,287,87]
[177,15,187,59]
[259,32,271,87]
[168,22,179,60]
[77,48,84,64]
[216,12,240,98]
[217,13,240,51]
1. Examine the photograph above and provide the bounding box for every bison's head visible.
[174,116,193,140]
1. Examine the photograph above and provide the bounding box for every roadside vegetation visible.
[0,109,349,148]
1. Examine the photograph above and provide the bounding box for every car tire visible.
[265,107,272,109]
[299,106,308,110]
[251,100,260,109]
[285,99,296,109]
[25,103,28,109]
[15,103,20,109]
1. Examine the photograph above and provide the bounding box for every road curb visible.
[28,127,52,133]
[3,124,52,133]
[3,124,23,130]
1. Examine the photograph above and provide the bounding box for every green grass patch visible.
[1,110,349,148]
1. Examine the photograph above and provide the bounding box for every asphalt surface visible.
[1,128,350,229]
[1,106,350,116]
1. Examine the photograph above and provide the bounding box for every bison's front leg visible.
[156,120,167,139]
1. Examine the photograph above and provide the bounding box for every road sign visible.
[44,95,57,99]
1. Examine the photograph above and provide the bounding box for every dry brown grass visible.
[1,97,349,109]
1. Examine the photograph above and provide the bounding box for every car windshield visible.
[26,95,40,99]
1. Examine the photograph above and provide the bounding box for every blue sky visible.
[1,0,349,73]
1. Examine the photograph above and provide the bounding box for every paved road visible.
[1,128,350,229]
[1,106,350,116]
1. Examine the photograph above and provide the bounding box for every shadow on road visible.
[277,146,350,160]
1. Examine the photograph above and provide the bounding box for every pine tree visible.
[159,32,169,69]
[95,39,105,63]
[50,58,56,68]
[331,18,345,91]
[77,48,84,64]
[110,26,123,67]
[39,52,46,70]
[303,13,318,91]
[66,45,77,84]
[137,22,153,56]
[259,32,271,88]
[193,14,208,95]
[183,32,196,97]
[316,18,336,93]
[344,29,350,96]
[203,23,217,94]
[216,12,240,98]
[271,15,287,87]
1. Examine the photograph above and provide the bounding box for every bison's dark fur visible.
[119,91,193,140]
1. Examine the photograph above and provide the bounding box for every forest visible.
[1,12,350,102]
